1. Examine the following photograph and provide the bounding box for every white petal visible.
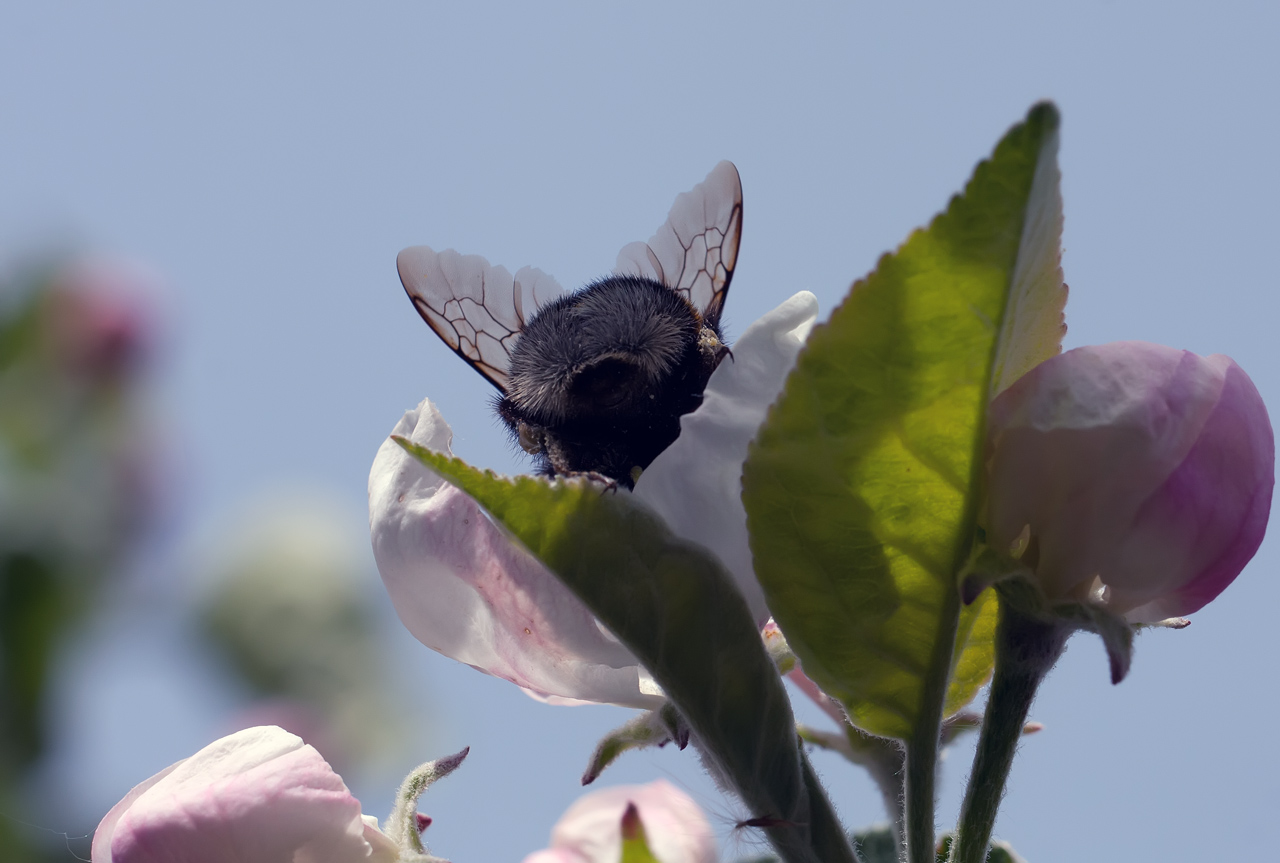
[95,726,371,863]
[634,292,820,625]
[369,399,662,708]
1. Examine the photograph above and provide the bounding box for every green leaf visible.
[741,102,1066,740]
[399,443,857,863]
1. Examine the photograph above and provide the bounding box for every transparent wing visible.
[397,244,565,392]
[613,160,742,327]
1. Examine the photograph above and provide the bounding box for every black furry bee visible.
[397,162,742,488]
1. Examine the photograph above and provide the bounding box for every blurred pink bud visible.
[48,257,159,380]
[984,342,1274,622]
[521,780,716,863]
[92,726,397,863]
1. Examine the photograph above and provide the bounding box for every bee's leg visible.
[571,470,621,493]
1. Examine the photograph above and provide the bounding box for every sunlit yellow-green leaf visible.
[742,103,1067,740]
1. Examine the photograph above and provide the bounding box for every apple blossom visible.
[91,725,400,863]
[983,341,1274,622]
[521,780,716,863]
[368,293,818,706]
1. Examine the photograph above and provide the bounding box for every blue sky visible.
[3,2,1278,860]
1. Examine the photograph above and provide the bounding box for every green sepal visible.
[995,574,1136,685]
[397,442,857,863]
[582,702,687,785]
[620,804,662,863]
[1049,599,1134,684]
[385,747,469,860]
[741,102,1067,740]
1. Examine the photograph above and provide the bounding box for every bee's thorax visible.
[497,274,730,485]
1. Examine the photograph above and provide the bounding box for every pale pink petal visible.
[369,399,661,708]
[92,763,182,863]
[1113,356,1274,619]
[522,851,584,863]
[524,780,717,863]
[95,726,370,863]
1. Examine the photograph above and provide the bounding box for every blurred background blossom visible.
[194,491,420,776]
[0,256,158,858]
[0,255,433,862]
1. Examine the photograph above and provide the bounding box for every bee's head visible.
[565,351,658,411]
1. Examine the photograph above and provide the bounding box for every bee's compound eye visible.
[517,422,544,454]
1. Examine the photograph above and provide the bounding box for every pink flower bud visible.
[521,780,716,863]
[92,726,394,863]
[48,257,159,381]
[984,342,1274,622]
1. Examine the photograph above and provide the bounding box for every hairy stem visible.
[905,584,962,863]
[952,603,1068,863]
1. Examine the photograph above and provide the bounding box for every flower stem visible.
[951,603,1068,863]
[904,583,962,863]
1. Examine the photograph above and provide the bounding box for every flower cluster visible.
[372,319,1274,708]
[94,280,1275,863]
[91,110,1278,863]
[93,726,715,863]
